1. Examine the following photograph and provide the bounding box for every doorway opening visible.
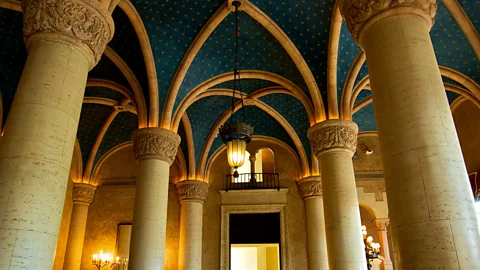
[229,213,281,270]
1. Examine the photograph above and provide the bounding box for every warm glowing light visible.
[92,250,118,269]
[366,236,373,244]
[227,139,247,169]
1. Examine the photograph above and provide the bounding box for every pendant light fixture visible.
[219,0,253,178]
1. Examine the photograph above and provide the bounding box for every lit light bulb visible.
[366,236,373,244]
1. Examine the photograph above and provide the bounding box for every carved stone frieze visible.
[298,176,322,199]
[22,0,115,68]
[339,0,437,43]
[72,183,96,204]
[308,119,358,157]
[132,128,181,164]
[176,180,210,202]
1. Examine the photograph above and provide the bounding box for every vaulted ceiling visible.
[0,0,479,182]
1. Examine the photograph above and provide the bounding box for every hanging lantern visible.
[219,0,253,178]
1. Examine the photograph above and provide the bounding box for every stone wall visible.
[203,139,309,269]
[453,100,480,174]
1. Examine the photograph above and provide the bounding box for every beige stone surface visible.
[360,13,480,269]
[176,180,209,270]
[0,40,89,269]
[203,140,308,270]
[81,186,135,269]
[53,177,74,270]
[309,120,367,269]
[80,184,181,270]
[178,201,204,270]
[63,184,96,270]
[298,176,328,270]
[128,159,171,269]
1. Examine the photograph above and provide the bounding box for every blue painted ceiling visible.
[1,0,479,178]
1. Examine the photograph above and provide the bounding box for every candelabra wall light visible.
[361,225,381,270]
[92,251,124,269]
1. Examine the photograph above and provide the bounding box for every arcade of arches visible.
[0,0,479,269]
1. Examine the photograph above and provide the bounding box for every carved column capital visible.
[308,119,358,158]
[298,176,322,200]
[176,180,210,203]
[22,0,115,69]
[72,183,96,205]
[132,128,181,165]
[339,0,437,44]
[373,218,390,231]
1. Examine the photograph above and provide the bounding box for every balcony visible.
[225,173,280,191]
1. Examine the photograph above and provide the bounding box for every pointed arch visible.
[161,1,326,128]
[117,0,159,126]
[205,135,302,182]
[181,113,196,179]
[196,98,310,180]
[171,70,315,132]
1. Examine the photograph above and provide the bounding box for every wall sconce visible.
[92,250,119,269]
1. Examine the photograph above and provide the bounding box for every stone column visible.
[340,1,480,268]
[176,180,209,270]
[298,176,329,270]
[63,184,96,270]
[129,128,181,270]
[0,1,113,268]
[372,219,393,270]
[308,119,366,269]
[249,154,256,182]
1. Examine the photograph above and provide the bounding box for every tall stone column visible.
[129,128,181,270]
[0,1,113,269]
[372,219,393,270]
[298,176,329,270]
[340,1,480,268]
[308,119,366,269]
[176,180,209,270]
[63,184,96,270]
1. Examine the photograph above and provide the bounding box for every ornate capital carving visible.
[339,0,437,43]
[72,183,96,204]
[176,180,210,202]
[308,119,358,157]
[298,176,322,199]
[132,128,181,165]
[373,218,390,231]
[22,0,115,69]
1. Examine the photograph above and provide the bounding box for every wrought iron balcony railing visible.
[225,173,280,191]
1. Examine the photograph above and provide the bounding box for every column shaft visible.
[298,176,328,270]
[129,159,171,269]
[320,151,365,269]
[305,198,328,269]
[129,128,180,270]
[176,180,209,270]
[308,120,366,270]
[0,40,89,269]
[361,14,480,268]
[179,201,204,270]
[63,184,96,270]
[64,204,89,268]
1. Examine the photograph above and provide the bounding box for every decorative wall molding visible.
[72,183,97,204]
[22,0,114,69]
[297,176,322,199]
[308,119,358,157]
[373,218,390,231]
[132,128,180,164]
[339,0,437,43]
[176,180,209,202]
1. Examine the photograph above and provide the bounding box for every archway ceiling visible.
[1,0,479,180]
